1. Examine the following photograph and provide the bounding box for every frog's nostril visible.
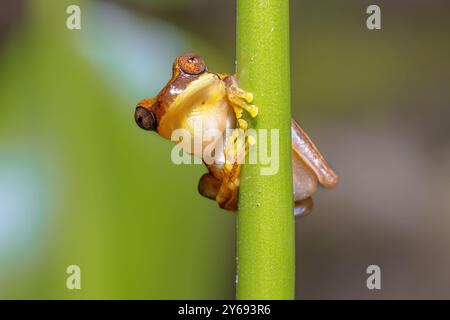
[134,106,156,131]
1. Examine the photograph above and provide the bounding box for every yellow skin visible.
[134,53,338,216]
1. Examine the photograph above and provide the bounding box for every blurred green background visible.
[0,0,449,299]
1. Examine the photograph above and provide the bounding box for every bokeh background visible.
[0,0,449,299]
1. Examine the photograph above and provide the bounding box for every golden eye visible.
[178,53,206,75]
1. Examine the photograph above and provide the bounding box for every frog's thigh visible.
[294,197,313,218]
[292,150,318,201]
[198,173,221,200]
[199,172,238,211]
[291,118,338,188]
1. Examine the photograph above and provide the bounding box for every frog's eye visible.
[178,53,206,75]
[135,106,157,131]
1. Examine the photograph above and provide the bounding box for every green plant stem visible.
[236,0,295,299]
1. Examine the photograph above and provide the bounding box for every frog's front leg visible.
[198,75,255,210]
[222,75,258,130]
[197,75,258,211]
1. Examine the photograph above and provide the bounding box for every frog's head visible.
[134,52,221,137]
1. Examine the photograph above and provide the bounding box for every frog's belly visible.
[183,100,236,162]
[208,108,236,165]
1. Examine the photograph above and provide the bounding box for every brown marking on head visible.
[134,52,209,133]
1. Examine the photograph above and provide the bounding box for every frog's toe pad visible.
[294,197,313,218]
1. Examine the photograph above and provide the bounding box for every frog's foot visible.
[203,127,247,211]
[294,197,313,218]
[198,127,248,211]
[224,76,258,130]
[216,177,238,211]
[199,172,314,216]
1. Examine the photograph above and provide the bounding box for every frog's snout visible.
[134,106,156,131]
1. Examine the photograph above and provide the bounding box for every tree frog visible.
[134,53,338,216]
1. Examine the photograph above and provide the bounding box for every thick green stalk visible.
[236,0,295,299]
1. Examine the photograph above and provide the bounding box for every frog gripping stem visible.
[236,0,295,300]
[224,75,258,131]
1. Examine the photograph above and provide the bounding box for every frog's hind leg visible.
[198,173,221,201]
[294,197,313,217]
[199,169,312,217]
[214,163,240,211]
[199,168,313,217]
[291,118,338,188]
[198,166,239,211]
